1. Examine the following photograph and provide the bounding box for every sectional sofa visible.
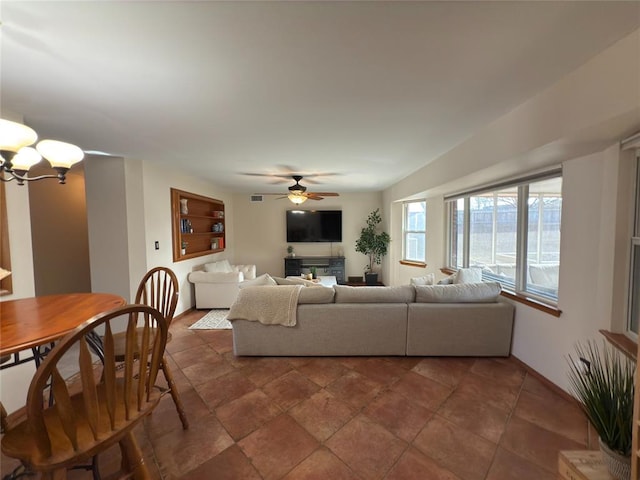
[229,282,515,357]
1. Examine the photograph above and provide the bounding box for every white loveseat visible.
[188,260,257,309]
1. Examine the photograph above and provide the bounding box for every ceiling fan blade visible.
[308,192,339,196]
[307,196,323,201]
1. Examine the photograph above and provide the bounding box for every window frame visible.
[402,200,427,264]
[626,154,640,339]
[445,169,562,308]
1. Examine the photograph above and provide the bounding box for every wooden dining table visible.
[0,293,126,365]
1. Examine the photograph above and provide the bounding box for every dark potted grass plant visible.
[566,341,635,480]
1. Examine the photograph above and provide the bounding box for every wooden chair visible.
[1,304,168,480]
[112,267,188,430]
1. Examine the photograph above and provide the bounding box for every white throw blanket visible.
[227,285,302,327]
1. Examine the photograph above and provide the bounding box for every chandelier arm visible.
[0,171,68,185]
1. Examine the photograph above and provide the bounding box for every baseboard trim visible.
[173,307,196,321]
[510,354,578,406]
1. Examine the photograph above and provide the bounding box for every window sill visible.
[400,260,426,268]
[499,290,562,317]
[599,330,637,360]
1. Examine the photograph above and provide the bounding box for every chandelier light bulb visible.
[0,119,37,152]
[11,147,42,171]
[36,139,84,169]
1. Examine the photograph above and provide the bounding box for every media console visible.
[284,256,345,284]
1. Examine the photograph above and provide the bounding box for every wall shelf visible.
[171,188,225,262]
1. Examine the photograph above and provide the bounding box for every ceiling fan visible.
[255,175,339,204]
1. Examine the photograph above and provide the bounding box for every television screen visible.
[286,210,342,243]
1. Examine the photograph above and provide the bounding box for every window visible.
[446,170,562,304]
[403,201,426,263]
[627,155,640,336]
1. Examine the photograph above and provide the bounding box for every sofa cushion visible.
[298,286,335,304]
[334,285,415,303]
[415,282,501,303]
[453,268,483,284]
[239,273,277,288]
[204,260,233,273]
[410,274,435,286]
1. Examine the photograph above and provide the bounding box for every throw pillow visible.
[453,268,483,284]
[204,259,233,273]
[437,275,454,285]
[410,274,435,286]
[239,273,277,288]
[415,282,502,303]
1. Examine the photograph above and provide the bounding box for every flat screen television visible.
[286,210,342,243]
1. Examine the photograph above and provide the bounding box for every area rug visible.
[189,309,232,330]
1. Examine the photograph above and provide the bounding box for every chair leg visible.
[161,357,189,430]
[119,432,151,480]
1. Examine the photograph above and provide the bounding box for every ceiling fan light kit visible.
[255,174,339,204]
[288,193,308,204]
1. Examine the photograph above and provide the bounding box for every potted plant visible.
[181,241,188,255]
[355,208,391,285]
[566,341,635,480]
[287,245,295,257]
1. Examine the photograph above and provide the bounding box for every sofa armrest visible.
[188,271,244,284]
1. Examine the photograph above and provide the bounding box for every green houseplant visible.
[355,208,391,285]
[287,245,295,257]
[566,341,635,480]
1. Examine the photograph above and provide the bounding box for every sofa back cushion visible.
[298,286,336,304]
[334,285,415,303]
[410,274,435,286]
[234,264,257,280]
[204,260,233,273]
[453,268,483,284]
[415,282,501,303]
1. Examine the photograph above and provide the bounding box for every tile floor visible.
[1,309,596,479]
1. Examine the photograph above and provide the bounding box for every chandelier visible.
[0,118,84,185]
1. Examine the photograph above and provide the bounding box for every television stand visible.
[284,256,345,284]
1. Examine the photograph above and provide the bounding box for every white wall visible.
[231,192,383,281]
[85,156,133,302]
[141,162,234,315]
[0,182,37,413]
[512,148,623,389]
[382,29,640,391]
